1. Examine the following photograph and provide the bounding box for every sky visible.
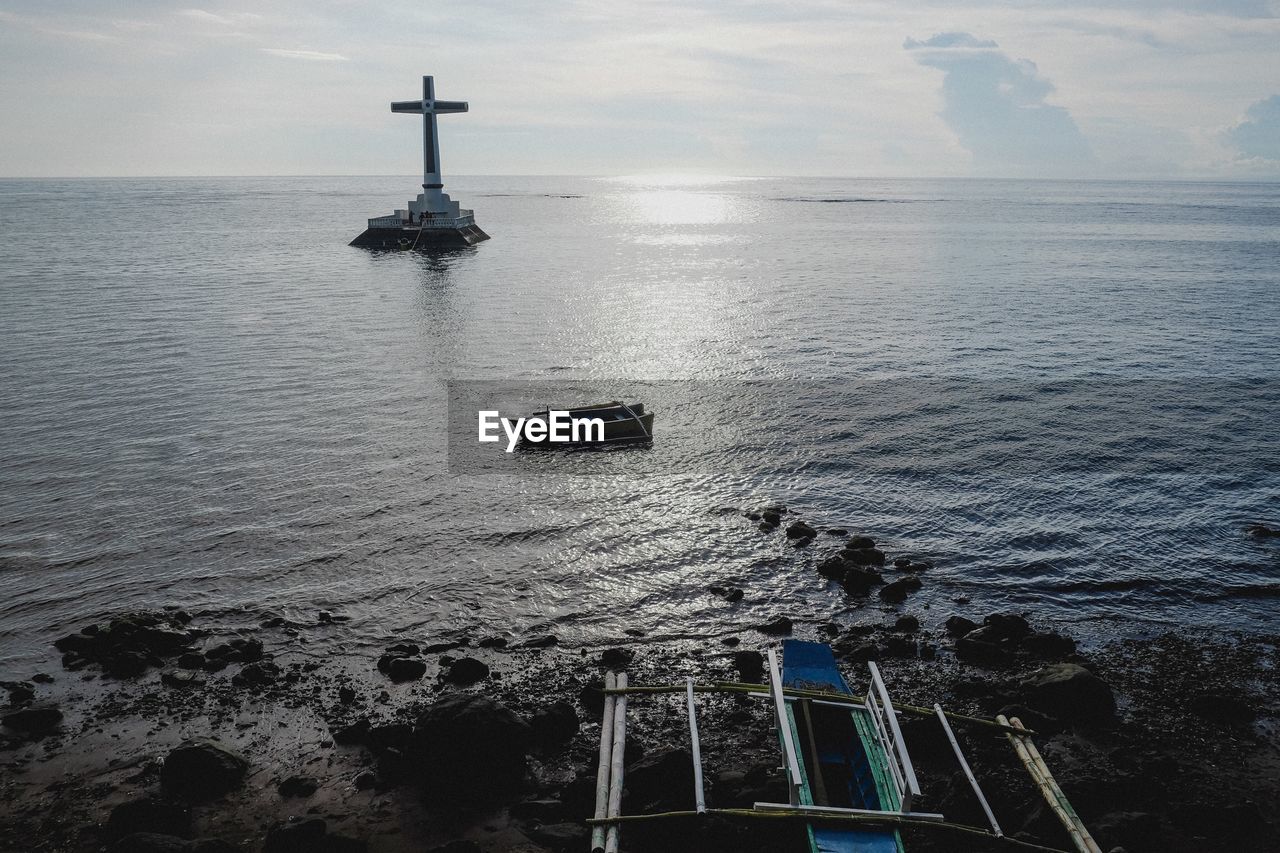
[0,1,1278,179]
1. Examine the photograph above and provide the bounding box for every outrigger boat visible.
[518,401,653,448]
[589,640,1102,853]
[775,640,913,853]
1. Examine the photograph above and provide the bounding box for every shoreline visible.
[3,514,1278,852]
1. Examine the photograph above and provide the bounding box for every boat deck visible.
[782,641,904,853]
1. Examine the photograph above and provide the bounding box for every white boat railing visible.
[767,649,805,807]
[865,661,922,813]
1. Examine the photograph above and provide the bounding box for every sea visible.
[0,175,1277,674]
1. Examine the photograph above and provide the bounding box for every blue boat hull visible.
[782,640,905,853]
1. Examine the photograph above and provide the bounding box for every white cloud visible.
[260,48,348,62]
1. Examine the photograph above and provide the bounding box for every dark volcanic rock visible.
[105,797,192,841]
[578,680,606,716]
[278,775,319,798]
[600,647,634,668]
[107,651,151,679]
[1246,522,1280,538]
[388,658,428,682]
[6,683,35,704]
[412,694,531,799]
[177,652,205,670]
[841,567,883,595]
[843,547,886,567]
[817,555,849,579]
[1,705,62,736]
[1022,631,1077,659]
[367,722,413,754]
[232,661,280,687]
[733,650,765,682]
[1020,663,1116,726]
[445,657,489,685]
[891,615,919,633]
[786,520,818,539]
[759,616,793,636]
[945,615,979,636]
[530,701,579,747]
[623,748,694,812]
[983,612,1032,642]
[161,739,249,801]
[846,535,875,550]
[161,670,206,690]
[878,577,920,603]
[955,631,1013,666]
[332,718,370,745]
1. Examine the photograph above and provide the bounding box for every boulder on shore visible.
[623,748,695,813]
[530,701,579,748]
[412,694,531,800]
[104,797,192,842]
[444,657,489,685]
[161,739,249,801]
[733,650,765,683]
[1020,663,1116,726]
[1,705,63,737]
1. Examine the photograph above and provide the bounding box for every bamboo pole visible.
[685,676,707,813]
[998,716,1101,853]
[584,807,1071,853]
[934,703,1002,837]
[603,672,628,853]
[590,672,616,853]
[605,681,1034,734]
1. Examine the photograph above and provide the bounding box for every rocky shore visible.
[3,510,1278,853]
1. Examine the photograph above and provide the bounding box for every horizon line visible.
[1,173,1278,184]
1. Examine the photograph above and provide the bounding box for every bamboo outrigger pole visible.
[590,672,616,853]
[586,807,1073,853]
[603,672,628,853]
[998,715,1101,853]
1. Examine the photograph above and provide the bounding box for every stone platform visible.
[349,223,490,250]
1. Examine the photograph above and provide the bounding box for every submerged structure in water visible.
[350,75,490,250]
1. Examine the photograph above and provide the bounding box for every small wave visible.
[773,197,942,204]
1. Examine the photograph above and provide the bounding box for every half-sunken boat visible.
[588,639,1102,853]
[517,401,653,449]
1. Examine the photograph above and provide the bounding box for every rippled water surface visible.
[1,175,1277,672]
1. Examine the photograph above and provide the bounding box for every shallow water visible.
[0,175,1277,673]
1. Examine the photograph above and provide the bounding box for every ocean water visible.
[0,175,1277,672]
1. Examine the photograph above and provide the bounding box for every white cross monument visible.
[352,75,488,247]
[391,75,470,221]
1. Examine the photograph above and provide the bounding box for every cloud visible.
[908,31,1096,176]
[178,9,262,27]
[1223,95,1280,161]
[904,32,998,50]
[259,48,348,62]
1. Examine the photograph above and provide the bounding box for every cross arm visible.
[432,100,469,113]
[391,100,426,113]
